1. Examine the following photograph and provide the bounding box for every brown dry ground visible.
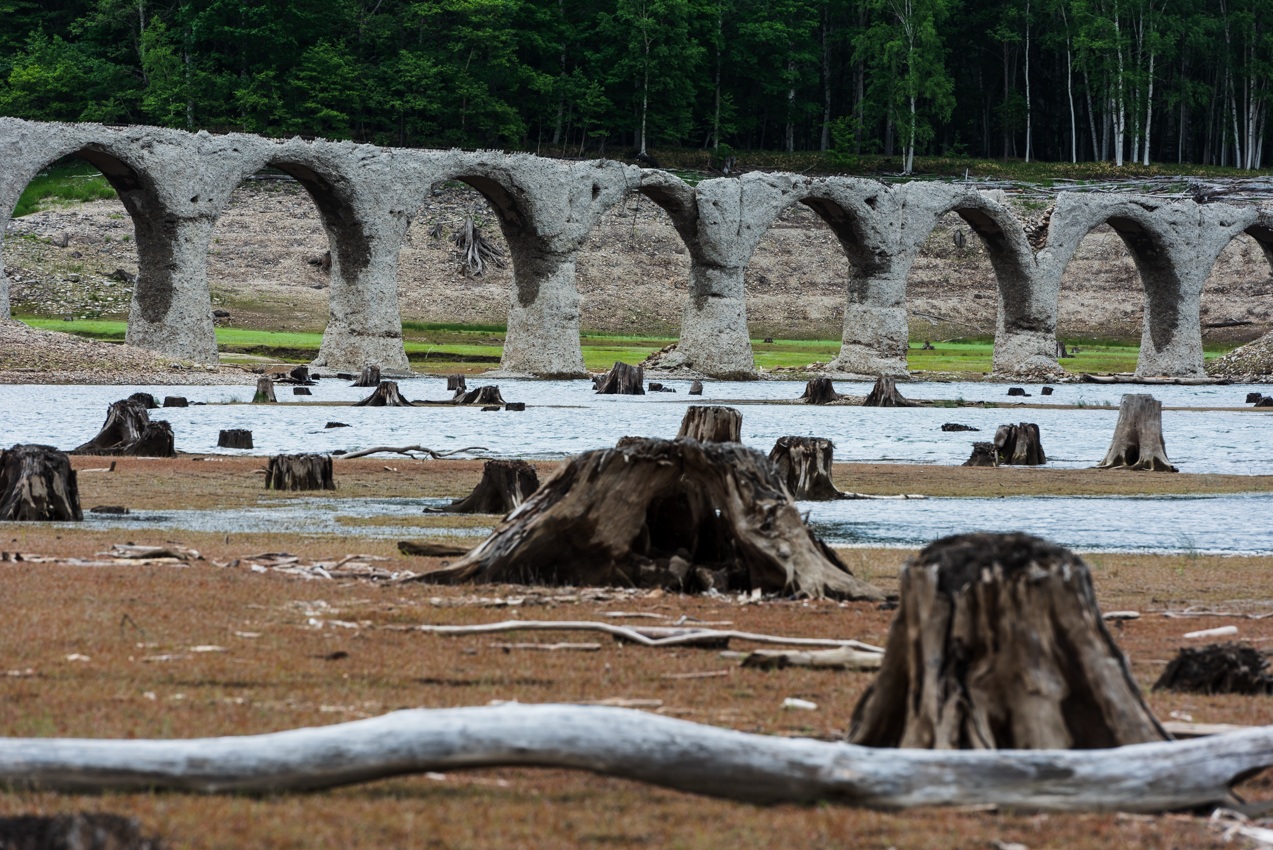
[2,458,1273,848]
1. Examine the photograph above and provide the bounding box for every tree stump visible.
[863,377,916,407]
[252,377,277,403]
[293,387,311,396]
[993,423,1046,465]
[941,423,978,432]
[73,400,176,457]
[677,406,742,443]
[1095,394,1178,472]
[128,392,158,409]
[447,374,467,394]
[278,365,314,385]
[0,445,82,521]
[848,533,1169,749]
[768,437,843,500]
[265,454,335,491]
[352,365,382,387]
[438,460,540,514]
[0,813,162,850]
[218,429,253,449]
[1246,392,1264,404]
[596,362,645,395]
[962,442,997,467]
[1258,397,1273,408]
[163,396,188,408]
[354,381,414,407]
[454,386,506,405]
[411,439,884,600]
[1153,643,1273,695]
[689,381,704,396]
[799,378,842,405]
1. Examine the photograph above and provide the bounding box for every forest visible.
[0,0,1268,172]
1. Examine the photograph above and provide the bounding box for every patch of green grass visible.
[402,320,506,334]
[12,158,117,218]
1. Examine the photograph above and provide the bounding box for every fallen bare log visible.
[740,646,883,670]
[265,454,335,491]
[337,445,488,460]
[436,459,539,514]
[0,445,82,521]
[677,406,742,442]
[2,704,1271,812]
[1096,394,1178,472]
[596,362,645,395]
[354,381,414,407]
[399,540,471,557]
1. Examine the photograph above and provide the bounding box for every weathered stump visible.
[438,459,540,514]
[1246,392,1264,404]
[962,442,997,467]
[1095,394,1178,472]
[768,436,842,500]
[1257,397,1273,408]
[352,365,382,387]
[252,377,277,403]
[1007,387,1028,397]
[0,445,82,521]
[616,436,647,448]
[447,374,467,393]
[799,378,842,405]
[689,381,704,396]
[1153,643,1273,695]
[218,429,253,449]
[354,381,414,407]
[278,365,314,385]
[454,386,506,405]
[941,423,978,432]
[993,423,1046,465]
[73,400,176,457]
[863,377,916,407]
[0,813,162,850]
[596,362,645,395]
[265,454,335,491]
[410,439,884,601]
[293,387,311,396]
[677,406,742,443]
[128,392,158,409]
[163,396,188,408]
[849,533,1169,749]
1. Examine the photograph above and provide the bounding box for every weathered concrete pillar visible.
[124,213,218,363]
[831,270,911,376]
[500,247,588,377]
[676,264,754,378]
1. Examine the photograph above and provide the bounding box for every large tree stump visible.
[848,533,1168,749]
[799,378,842,405]
[276,365,314,385]
[265,454,335,491]
[411,439,884,601]
[352,365,382,387]
[252,377,277,403]
[447,374,467,394]
[437,460,540,514]
[0,813,163,850]
[1095,394,1178,472]
[677,406,742,443]
[993,423,1046,465]
[218,429,253,449]
[689,380,704,395]
[354,381,414,407]
[0,445,82,521]
[862,377,916,407]
[596,362,645,395]
[768,437,843,500]
[73,400,176,457]
[454,386,506,405]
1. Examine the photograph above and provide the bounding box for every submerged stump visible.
[849,533,1168,749]
[454,386,506,406]
[354,381,414,407]
[677,406,742,443]
[447,375,467,394]
[596,362,645,395]
[438,459,540,514]
[993,423,1046,465]
[73,400,175,458]
[265,454,335,491]
[410,438,884,601]
[352,365,382,388]
[768,436,842,500]
[1096,394,1178,472]
[863,377,916,407]
[217,429,253,449]
[962,442,998,467]
[799,378,842,405]
[252,377,277,404]
[0,444,82,521]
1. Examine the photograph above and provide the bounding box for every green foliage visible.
[11,159,117,217]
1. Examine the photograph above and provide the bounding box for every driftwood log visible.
[596,362,645,395]
[993,423,1046,465]
[436,459,539,514]
[1095,394,1178,472]
[352,365,381,387]
[454,386,506,406]
[768,437,842,500]
[217,429,253,449]
[252,377,276,403]
[799,378,842,404]
[354,381,414,407]
[0,445,82,521]
[677,406,742,443]
[265,454,335,491]
[2,704,1271,812]
[447,374,467,393]
[73,400,175,457]
[862,377,916,407]
[849,533,1169,749]
[398,540,471,557]
[410,438,883,601]
[1153,643,1273,695]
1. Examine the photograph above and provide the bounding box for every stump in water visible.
[163,396,188,408]
[73,400,175,457]
[689,381,704,396]
[799,378,842,405]
[1153,643,1273,695]
[412,439,884,600]
[252,377,277,403]
[1095,394,1178,472]
[962,442,997,467]
[447,374,467,394]
[293,387,311,396]
[768,437,842,500]
[128,392,158,409]
[848,533,1168,749]
[993,423,1046,465]
[0,445,82,521]
[278,365,314,385]
[596,362,645,395]
[677,406,742,443]
[218,429,253,449]
[454,386,506,405]
[352,365,382,387]
[863,377,916,407]
[438,460,539,514]
[265,454,334,491]
[354,381,414,407]
[941,423,978,432]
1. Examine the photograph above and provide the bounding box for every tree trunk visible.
[863,377,916,407]
[217,429,253,449]
[1095,394,1177,471]
[351,365,382,387]
[799,378,842,405]
[354,381,414,407]
[962,442,998,467]
[849,533,1170,749]
[447,374,467,394]
[0,445,82,521]
[73,400,175,457]
[265,454,335,491]
[276,365,314,385]
[252,377,277,403]
[437,460,540,515]
[453,386,506,406]
[410,439,884,601]
[162,396,188,408]
[993,422,1046,465]
[596,362,645,395]
[768,436,843,500]
[677,406,742,443]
